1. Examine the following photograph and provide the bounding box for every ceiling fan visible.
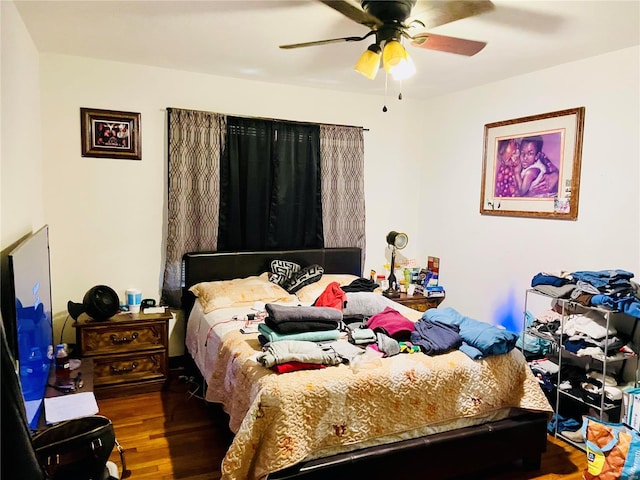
[280,0,494,80]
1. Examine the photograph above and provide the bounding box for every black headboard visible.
[181,248,362,314]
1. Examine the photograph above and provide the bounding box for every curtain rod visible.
[166,107,369,131]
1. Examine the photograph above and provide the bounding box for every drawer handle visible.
[111,362,138,374]
[110,332,139,344]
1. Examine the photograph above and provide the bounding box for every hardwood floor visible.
[98,372,587,480]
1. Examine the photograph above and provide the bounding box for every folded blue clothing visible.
[591,294,640,319]
[570,269,634,288]
[423,307,518,359]
[410,319,462,355]
[257,323,341,343]
[459,343,484,360]
[531,273,573,288]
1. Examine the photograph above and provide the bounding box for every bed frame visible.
[182,248,549,479]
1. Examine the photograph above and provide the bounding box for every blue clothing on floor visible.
[548,413,581,434]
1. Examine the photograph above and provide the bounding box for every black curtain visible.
[218,117,323,250]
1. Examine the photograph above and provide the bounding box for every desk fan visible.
[384,230,408,298]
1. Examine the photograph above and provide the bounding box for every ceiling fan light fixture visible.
[382,40,416,80]
[390,52,416,80]
[282,0,494,82]
[382,40,406,71]
[354,44,382,80]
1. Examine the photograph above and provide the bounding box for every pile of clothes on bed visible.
[256,280,520,373]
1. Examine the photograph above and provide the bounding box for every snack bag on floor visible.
[582,416,640,479]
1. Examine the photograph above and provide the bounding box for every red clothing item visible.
[313,282,347,311]
[272,362,327,374]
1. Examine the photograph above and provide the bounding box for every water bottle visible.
[404,269,412,292]
[55,343,70,383]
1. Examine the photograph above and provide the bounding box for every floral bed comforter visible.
[186,301,553,480]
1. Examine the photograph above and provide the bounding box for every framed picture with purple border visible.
[480,107,585,220]
[81,108,141,160]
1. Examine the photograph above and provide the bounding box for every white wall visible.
[3,4,639,355]
[0,1,43,246]
[37,54,421,350]
[413,46,640,332]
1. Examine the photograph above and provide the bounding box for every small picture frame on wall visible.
[80,108,141,160]
[479,107,585,220]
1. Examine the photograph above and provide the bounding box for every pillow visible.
[284,264,324,294]
[269,260,301,287]
[190,273,291,314]
[295,274,360,303]
[343,292,399,317]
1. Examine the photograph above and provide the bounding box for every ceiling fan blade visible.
[411,0,495,29]
[410,33,486,56]
[319,0,383,29]
[280,33,371,50]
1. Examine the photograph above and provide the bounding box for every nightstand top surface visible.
[74,309,171,326]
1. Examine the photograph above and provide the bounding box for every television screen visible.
[7,225,54,430]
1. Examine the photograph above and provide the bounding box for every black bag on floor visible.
[32,415,118,480]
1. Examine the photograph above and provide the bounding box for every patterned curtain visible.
[162,108,226,307]
[319,124,366,269]
[162,111,366,307]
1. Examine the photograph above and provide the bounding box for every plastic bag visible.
[350,348,383,372]
[582,416,640,480]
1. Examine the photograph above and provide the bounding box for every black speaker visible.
[67,285,120,321]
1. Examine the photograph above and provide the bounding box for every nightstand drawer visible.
[74,311,171,398]
[394,293,445,312]
[92,350,167,387]
[412,298,443,312]
[78,322,167,356]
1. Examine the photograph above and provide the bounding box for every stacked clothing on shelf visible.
[526,303,633,359]
[517,311,552,356]
[529,358,559,392]
[529,358,623,413]
[557,364,622,409]
[531,269,640,319]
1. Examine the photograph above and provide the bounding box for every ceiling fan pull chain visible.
[382,72,388,112]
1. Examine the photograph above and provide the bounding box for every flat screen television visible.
[4,225,54,430]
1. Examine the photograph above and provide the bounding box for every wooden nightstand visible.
[74,310,170,398]
[394,292,444,312]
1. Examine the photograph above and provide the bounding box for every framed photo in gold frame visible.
[81,108,141,160]
[480,107,585,220]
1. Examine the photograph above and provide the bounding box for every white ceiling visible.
[14,0,640,100]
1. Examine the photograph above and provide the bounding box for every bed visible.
[182,248,553,480]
